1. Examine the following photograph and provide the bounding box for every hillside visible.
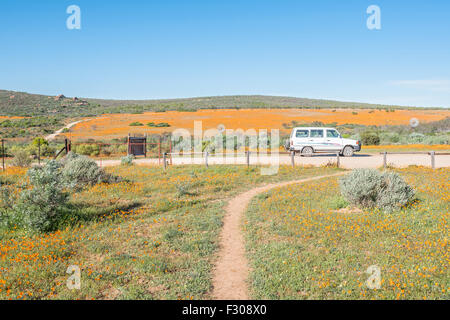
[0,89,443,119]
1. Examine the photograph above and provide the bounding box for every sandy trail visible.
[211,172,347,300]
[45,120,87,140]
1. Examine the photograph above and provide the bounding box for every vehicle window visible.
[296,130,309,138]
[310,129,324,138]
[327,130,339,138]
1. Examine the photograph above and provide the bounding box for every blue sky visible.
[1,0,449,107]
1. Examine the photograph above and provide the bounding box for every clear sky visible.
[1,0,449,107]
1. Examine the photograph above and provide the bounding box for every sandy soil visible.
[211,173,347,300]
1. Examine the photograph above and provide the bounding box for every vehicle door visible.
[292,129,310,150]
[323,129,343,151]
[309,129,326,151]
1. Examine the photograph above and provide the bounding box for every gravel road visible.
[96,153,450,169]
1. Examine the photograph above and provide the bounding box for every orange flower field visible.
[66,108,450,140]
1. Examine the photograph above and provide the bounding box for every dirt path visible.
[211,172,347,300]
[45,120,87,140]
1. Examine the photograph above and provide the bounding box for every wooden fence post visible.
[38,140,41,165]
[163,153,167,170]
[169,137,173,165]
[291,151,295,168]
[158,136,162,165]
[336,152,340,168]
[65,139,69,155]
[127,134,130,156]
[431,151,435,170]
[144,134,147,158]
[1,139,5,172]
[383,152,387,169]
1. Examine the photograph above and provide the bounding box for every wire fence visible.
[0,136,174,170]
[0,136,449,171]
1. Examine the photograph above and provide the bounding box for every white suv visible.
[286,127,361,157]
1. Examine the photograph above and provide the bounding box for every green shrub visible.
[60,152,110,190]
[339,169,415,213]
[117,145,128,155]
[32,137,48,147]
[376,171,416,213]
[147,122,171,128]
[328,196,349,210]
[340,169,380,209]
[73,144,100,157]
[26,143,56,157]
[129,122,144,126]
[380,132,400,144]
[14,161,69,232]
[0,185,18,230]
[100,146,112,156]
[409,132,425,143]
[121,155,134,166]
[423,134,449,145]
[361,131,380,146]
[175,181,195,197]
[11,149,32,167]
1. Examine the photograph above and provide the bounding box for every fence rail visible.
[379,152,450,155]
[162,151,341,169]
[379,151,448,169]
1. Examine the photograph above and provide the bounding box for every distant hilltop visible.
[0,89,447,118]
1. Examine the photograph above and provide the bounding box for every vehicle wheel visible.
[301,147,314,157]
[343,146,354,157]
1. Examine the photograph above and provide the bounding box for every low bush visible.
[408,132,425,143]
[129,122,144,126]
[361,131,380,146]
[422,134,449,145]
[13,161,69,232]
[27,143,56,157]
[73,144,100,157]
[175,181,196,197]
[376,171,416,212]
[1,153,123,233]
[147,122,171,128]
[121,155,134,166]
[328,196,349,210]
[11,149,32,167]
[380,132,400,144]
[60,152,112,190]
[339,169,415,213]
[32,137,48,147]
